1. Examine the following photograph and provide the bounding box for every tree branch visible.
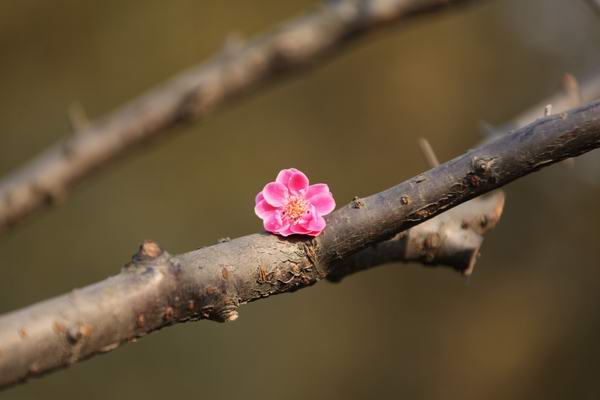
[585,0,600,16]
[1,99,599,389]
[0,191,505,389]
[0,0,479,234]
[328,190,505,281]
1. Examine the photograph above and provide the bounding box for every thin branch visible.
[487,72,597,167]
[403,137,504,276]
[585,0,600,15]
[418,137,441,167]
[509,72,600,129]
[1,99,600,389]
[0,0,480,234]
[328,190,505,281]
[67,103,90,133]
[563,73,582,107]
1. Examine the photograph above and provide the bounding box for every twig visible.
[563,73,582,107]
[418,137,441,167]
[390,137,505,277]
[509,72,600,129]
[585,0,600,15]
[495,73,594,168]
[1,99,600,388]
[0,0,480,234]
[328,191,505,280]
[335,134,505,280]
[67,103,90,133]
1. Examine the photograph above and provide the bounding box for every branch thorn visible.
[67,102,90,133]
[418,137,440,168]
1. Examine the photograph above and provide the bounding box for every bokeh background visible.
[1,0,600,399]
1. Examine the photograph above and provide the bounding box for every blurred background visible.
[1,0,600,398]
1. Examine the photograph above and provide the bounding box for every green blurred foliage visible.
[1,0,600,399]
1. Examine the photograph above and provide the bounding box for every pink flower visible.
[255,168,335,237]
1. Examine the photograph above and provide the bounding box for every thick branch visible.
[1,99,599,388]
[0,0,479,234]
[0,191,504,389]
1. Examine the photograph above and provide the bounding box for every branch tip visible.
[461,252,478,276]
[225,310,239,322]
[351,196,365,208]
[134,240,163,261]
[563,73,582,107]
[67,102,89,133]
[418,137,440,168]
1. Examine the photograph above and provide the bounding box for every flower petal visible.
[308,219,325,233]
[278,227,294,236]
[255,192,264,204]
[254,199,276,219]
[309,193,336,215]
[264,211,287,233]
[276,168,300,186]
[287,171,309,194]
[305,208,326,232]
[258,170,334,237]
[290,223,311,234]
[306,183,330,200]
[262,182,288,207]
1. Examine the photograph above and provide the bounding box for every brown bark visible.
[329,191,505,281]
[1,98,599,389]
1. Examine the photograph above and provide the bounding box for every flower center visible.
[283,196,309,222]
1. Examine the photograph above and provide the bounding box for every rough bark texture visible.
[0,191,504,389]
[315,101,600,266]
[1,99,600,389]
[0,0,479,234]
[328,191,505,281]
[497,72,600,132]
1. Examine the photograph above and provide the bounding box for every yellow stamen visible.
[283,196,308,221]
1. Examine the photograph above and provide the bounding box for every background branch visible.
[328,191,505,281]
[585,0,600,15]
[2,99,599,389]
[332,137,505,279]
[0,0,480,235]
